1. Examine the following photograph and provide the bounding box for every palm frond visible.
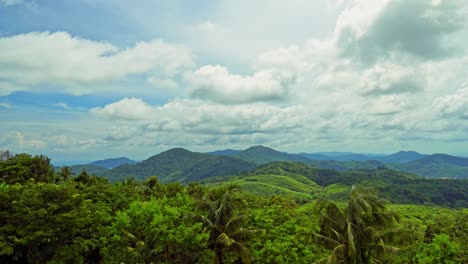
[313,233,341,249]
[347,222,356,257]
[330,227,344,242]
[231,242,253,264]
[312,255,333,264]
[368,244,399,255]
[230,228,259,243]
[314,185,401,264]
[193,214,213,228]
[225,215,247,234]
[217,233,235,247]
[313,244,346,264]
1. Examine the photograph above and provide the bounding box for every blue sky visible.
[1,0,468,164]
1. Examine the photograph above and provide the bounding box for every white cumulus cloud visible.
[91,97,155,121]
[186,65,296,104]
[0,31,193,95]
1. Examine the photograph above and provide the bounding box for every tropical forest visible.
[0,147,466,263]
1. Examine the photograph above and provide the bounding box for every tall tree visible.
[0,153,54,184]
[314,185,399,264]
[59,166,73,181]
[198,185,255,264]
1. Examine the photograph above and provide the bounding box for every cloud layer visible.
[2,0,468,160]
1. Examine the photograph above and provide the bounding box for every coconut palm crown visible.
[314,185,399,264]
[197,184,256,264]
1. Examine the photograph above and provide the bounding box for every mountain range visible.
[60,145,468,181]
[210,146,468,178]
[54,145,468,207]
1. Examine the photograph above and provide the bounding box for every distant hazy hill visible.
[416,154,468,166]
[234,145,310,165]
[307,159,384,171]
[104,148,256,183]
[299,150,425,163]
[90,157,137,169]
[297,150,468,178]
[208,149,242,156]
[298,153,334,160]
[376,151,426,163]
[299,152,379,162]
[389,154,468,178]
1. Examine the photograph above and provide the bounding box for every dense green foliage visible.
[1,153,54,184]
[104,196,207,263]
[204,169,321,202]
[0,152,467,263]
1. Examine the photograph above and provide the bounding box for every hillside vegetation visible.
[0,152,466,263]
[205,161,467,208]
[104,148,256,183]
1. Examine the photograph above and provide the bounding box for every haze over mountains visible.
[62,145,468,181]
[44,145,468,208]
[60,157,138,175]
[90,157,138,169]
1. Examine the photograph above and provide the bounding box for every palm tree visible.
[198,185,255,264]
[59,166,73,181]
[313,185,399,264]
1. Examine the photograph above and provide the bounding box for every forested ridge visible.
[65,147,468,181]
[0,152,467,263]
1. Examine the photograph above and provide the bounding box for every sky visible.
[1,0,468,164]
